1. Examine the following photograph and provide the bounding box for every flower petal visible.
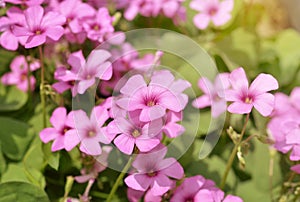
[193,13,210,30]
[64,129,81,151]
[192,95,211,108]
[125,174,151,191]
[120,75,147,96]
[39,128,59,143]
[253,93,275,117]
[249,73,279,95]
[227,102,253,114]
[80,138,102,155]
[229,67,249,90]
[114,134,135,155]
[50,107,67,130]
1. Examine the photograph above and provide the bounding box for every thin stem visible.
[106,154,137,202]
[220,113,250,189]
[38,46,46,128]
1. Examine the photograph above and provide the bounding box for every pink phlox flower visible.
[163,111,185,138]
[13,5,66,48]
[224,67,279,116]
[117,70,191,122]
[75,146,112,183]
[190,0,234,29]
[82,7,114,42]
[52,50,84,95]
[107,112,162,154]
[124,145,184,196]
[5,0,44,6]
[0,6,27,50]
[1,55,40,92]
[193,73,230,117]
[64,106,111,156]
[75,49,112,94]
[39,107,75,152]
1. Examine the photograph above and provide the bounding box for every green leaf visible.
[0,181,49,202]
[0,83,28,111]
[0,144,6,176]
[42,143,60,170]
[0,117,34,160]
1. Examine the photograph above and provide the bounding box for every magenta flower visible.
[82,7,114,42]
[117,70,190,122]
[75,49,112,94]
[1,55,40,92]
[193,73,230,117]
[163,111,185,138]
[0,7,27,50]
[39,107,75,152]
[225,67,279,116]
[124,146,184,196]
[190,0,233,29]
[64,106,111,156]
[107,115,162,155]
[291,164,300,174]
[75,146,112,183]
[13,5,66,48]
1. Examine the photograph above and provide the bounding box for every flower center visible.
[35,30,42,35]
[245,97,252,104]
[147,171,157,177]
[86,74,91,79]
[88,130,96,137]
[21,73,27,81]
[131,129,141,138]
[147,100,156,107]
[93,24,100,31]
[208,6,218,16]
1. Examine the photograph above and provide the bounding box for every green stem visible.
[106,154,136,202]
[38,46,46,128]
[220,113,250,189]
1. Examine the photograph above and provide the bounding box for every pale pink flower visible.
[13,5,66,48]
[0,7,27,50]
[107,115,162,155]
[1,55,40,92]
[225,67,279,116]
[39,107,75,152]
[75,146,112,183]
[82,7,114,42]
[163,111,185,138]
[64,106,111,156]
[190,0,233,29]
[117,70,190,122]
[124,146,184,196]
[75,49,112,94]
[193,73,230,117]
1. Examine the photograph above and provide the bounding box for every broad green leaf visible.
[0,117,34,160]
[0,49,16,75]
[0,83,28,111]
[42,142,60,171]
[0,181,49,202]
[0,144,6,176]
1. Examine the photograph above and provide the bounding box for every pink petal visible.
[194,189,214,202]
[150,174,171,196]
[86,49,111,69]
[124,4,139,21]
[1,72,19,85]
[170,79,191,93]
[229,67,249,90]
[163,122,185,138]
[0,31,18,50]
[24,6,44,30]
[39,128,59,143]
[25,34,46,48]
[193,13,210,30]
[290,146,300,161]
[135,139,160,152]
[223,89,240,102]
[75,174,94,183]
[42,11,66,27]
[190,0,205,12]
[91,106,109,127]
[220,0,234,12]
[159,91,183,112]
[45,26,64,41]
[71,110,91,132]
[50,107,67,130]
[253,93,275,117]
[125,174,151,191]
[114,134,135,155]
[120,75,147,96]
[192,95,211,108]
[291,87,300,111]
[80,138,102,155]
[160,159,184,179]
[139,106,166,122]
[77,78,95,94]
[198,77,214,94]
[52,81,71,93]
[249,73,279,95]
[150,70,175,89]
[51,135,65,151]
[211,99,227,117]
[64,129,81,151]
[285,129,300,144]
[227,102,253,114]
[67,50,85,71]
[12,26,32,37]
[223,195,243,202]
[162,1,179,17]
[95,61,112,80]
[211,12,231,26]
[291,164,300,174]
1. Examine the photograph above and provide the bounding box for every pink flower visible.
[124,145,184,196]
[190,0,233,29]
[39,107,75,152]
[193,73,230,117]
[0,0,5,7]
[171,175,243,202]
[52,50,84,95]
[225,67,279,116]
[162,111,185,138]
[13,5,66,48]
[117,70,190,122]
[75,49,112,94]
[64,106,111,155]
[0,7,27,50]
[107,115,162,155]
[1,55,40,92]
[82,7,114,42]
[5,0,44,6]
[75,146,112,183]
[291,164,300,174]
